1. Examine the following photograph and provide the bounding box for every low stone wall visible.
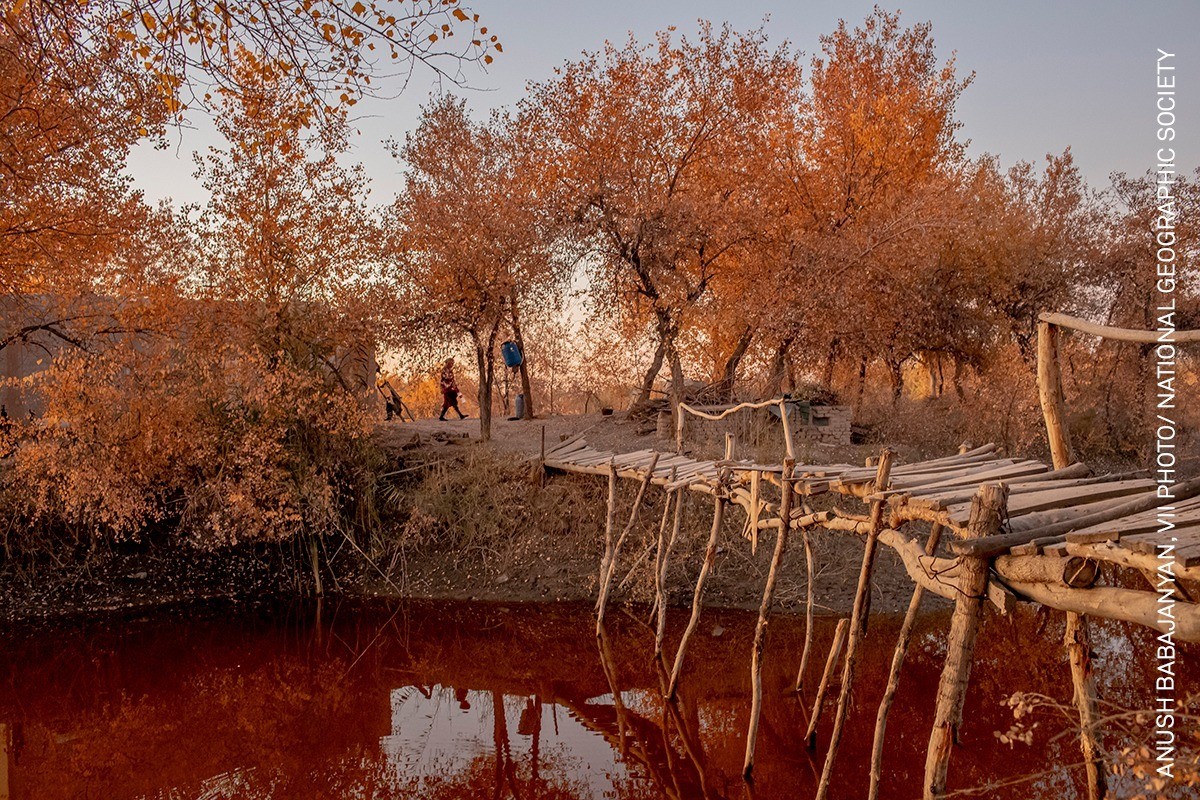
[796,404,853,446]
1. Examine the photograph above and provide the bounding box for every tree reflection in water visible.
[0,600,1192,799]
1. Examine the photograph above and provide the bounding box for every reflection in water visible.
[0,599,1192,799]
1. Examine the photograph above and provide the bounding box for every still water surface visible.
[0,599,1184,799]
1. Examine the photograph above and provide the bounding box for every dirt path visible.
[373,411,659,458]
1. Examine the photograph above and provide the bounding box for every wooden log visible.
[779,398,796,460]
[805,618,850,747]
[993,554,1100,588]
[1066,610,1107,800]
[814,450,894,800]
[596,454,659,634]
[1039,311,1200,344]
[645,468,678,608]
[997,580,1200,641]
[749,470,761,554]
[924,483,1008,799]
[668,494,726,698]
[744,459,794,779]
[1037,321,1075,474]
[879,528,1014,613]
[596,459,618,613]
[1064,540,1200,583]
[868,523,944,800]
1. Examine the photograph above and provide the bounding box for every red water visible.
[0,600,1191,799]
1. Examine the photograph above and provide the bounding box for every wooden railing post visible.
[1036,321,1074,470]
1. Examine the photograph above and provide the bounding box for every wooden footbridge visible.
[534,314,1199,800]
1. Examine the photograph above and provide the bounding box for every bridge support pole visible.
[868,522,944,800]
[923,484,1007,799]
[668,491,726,698]
[743,459,794,780]
[814,449,893,800]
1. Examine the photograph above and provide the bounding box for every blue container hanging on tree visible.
[501,341,523,368]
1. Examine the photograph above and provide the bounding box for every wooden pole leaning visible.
[743,458,795,780]
[796,504,817,692]
[779,398,796,460]
[805,618,850,747]
[1037,321,1074,470]
[596,458,618,616]
[655,468,683,658]
[868,522,945,800]
[923,483,1008,799]
[668,472,729,698]
[596,453,660,635]
[814,449,894,800]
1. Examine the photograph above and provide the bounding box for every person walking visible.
[439,358,467,421]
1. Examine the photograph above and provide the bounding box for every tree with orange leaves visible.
[387,96,563,440]
[761,8,973,398]
[522,23,802,412]
[14,0,500,122]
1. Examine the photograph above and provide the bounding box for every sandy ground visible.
[373,411,654,458]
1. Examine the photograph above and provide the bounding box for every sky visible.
[125,0,1200,207]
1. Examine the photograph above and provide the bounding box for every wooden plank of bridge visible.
[943,478,1156,525]
[955,477,1200,558]
[814,449,893,800]
[924,483,1007,799]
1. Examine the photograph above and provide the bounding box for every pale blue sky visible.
[127,0,1200,206]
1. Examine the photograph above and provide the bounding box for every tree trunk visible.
[854,354,869,414]
[473,320,501,441]
[509,291,534,419]
[823,337,839,389]
[888,358,905,403]
[637,338,666,404]
[952,358,967,401]
[764,336,793,398]
[669,342,684,416]
[717,325,754,402]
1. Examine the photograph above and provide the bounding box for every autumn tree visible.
[522,24,802,412]
[0,2,164,356]
[193,51,380,371]
[387,96,563,440]
[763,8,972,400]
[2,61,384,552]
[17,0,500,120]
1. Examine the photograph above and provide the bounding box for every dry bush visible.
[387,450,610,568]
[0,322,381,556]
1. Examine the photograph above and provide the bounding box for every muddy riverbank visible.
[0,440,929,622]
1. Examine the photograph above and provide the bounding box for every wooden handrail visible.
[676,397,795,459]
[1039,312,1200,344]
